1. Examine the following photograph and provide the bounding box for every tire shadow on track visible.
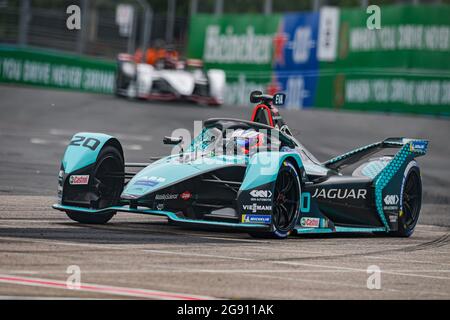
[0,221,419,247]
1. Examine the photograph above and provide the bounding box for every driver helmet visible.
[230,129,264,154]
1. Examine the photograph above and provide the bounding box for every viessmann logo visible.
[242,204,272,213]
[312,188,367,199]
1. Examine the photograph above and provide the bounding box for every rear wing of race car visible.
[323,137,429,171]
[324,138,428,232]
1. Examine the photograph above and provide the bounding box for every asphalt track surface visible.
[0,85,449,299]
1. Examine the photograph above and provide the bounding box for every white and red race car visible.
[115,54,225,106]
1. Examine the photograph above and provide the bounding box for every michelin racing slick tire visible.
[66,146,124,224]
[249,161,301,239]
[391,162,422,237]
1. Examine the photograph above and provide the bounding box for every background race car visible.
[115,52,225,106]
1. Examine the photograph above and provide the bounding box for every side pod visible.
[236,152,305,217]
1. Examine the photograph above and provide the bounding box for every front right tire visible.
[249,160,301,239]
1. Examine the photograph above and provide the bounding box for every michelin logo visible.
[241,214,272,224]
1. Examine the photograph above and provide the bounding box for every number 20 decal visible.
[69,136,100,151]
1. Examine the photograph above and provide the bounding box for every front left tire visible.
[65,145,124,224]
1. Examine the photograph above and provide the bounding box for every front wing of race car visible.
[52,203,271,232]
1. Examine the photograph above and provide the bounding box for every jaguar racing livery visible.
[53,92,428,238]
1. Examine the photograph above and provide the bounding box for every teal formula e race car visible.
[53,91,428,239]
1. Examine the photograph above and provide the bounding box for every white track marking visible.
[366,255,450,267]
[0,274,214,300]
[143,249,253,261]
[271,261,450,281]
[49,129,152,142]
[123,144,143,151]
[46,222,268,243]
[113,133,152,142]
[0,235,257,253]
[3,268,450,275]
[247,274,382,292]
[243,245,339,255]
[29,138,68,146]
[0,295,105,300]
[183,235,268,243]
[30,137,142,152]
[1,233,449,282]
[29,138,49,145]
[0,269,353,275]
[246,274,450,298]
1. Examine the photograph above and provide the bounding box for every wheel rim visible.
[273,166,299,232]
[402,171,421,229]
[92,155,123,209]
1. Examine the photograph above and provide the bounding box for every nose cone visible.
[121,154,247,199]
[121,161,200,198]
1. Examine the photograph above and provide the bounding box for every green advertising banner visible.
[187,14,281,106]
[315,4,450,114]
[188,5,450,115]
[0,45,116,94]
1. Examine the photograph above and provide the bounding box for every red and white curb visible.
[0,274,214,300]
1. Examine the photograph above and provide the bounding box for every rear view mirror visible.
[273,93,286,106]
[250,90,263,103]
[163,136,183,145]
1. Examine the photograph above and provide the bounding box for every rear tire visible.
[249,161,301,239]
[65,145,124,224]
[391,163,422,237]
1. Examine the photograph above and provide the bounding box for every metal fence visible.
[0,0,188,60]
[1,0,444,60]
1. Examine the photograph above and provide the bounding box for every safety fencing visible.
[187,4,450,115]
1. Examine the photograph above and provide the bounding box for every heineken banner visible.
[0,45,116,94]
[187,4,450,115]
[188,14,281,106]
